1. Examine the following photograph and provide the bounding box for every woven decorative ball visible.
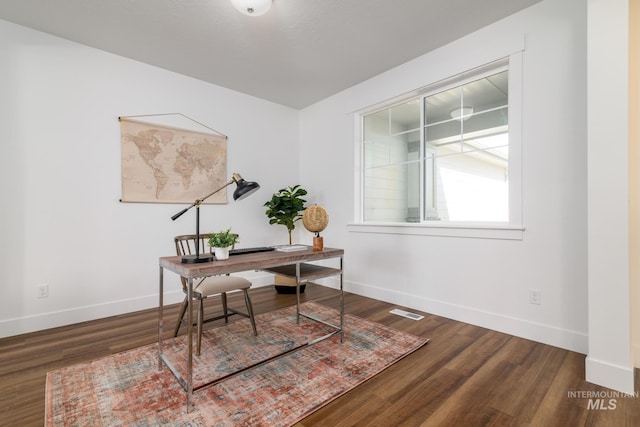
[302,204,329,233]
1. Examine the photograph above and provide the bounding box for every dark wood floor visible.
[1,284,638,426]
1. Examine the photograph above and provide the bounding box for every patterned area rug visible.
[45,301,429,426]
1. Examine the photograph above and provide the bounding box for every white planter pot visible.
[213,247,230,260]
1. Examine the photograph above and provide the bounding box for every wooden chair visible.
[173,233,258,356]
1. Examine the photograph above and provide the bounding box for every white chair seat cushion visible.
[194,275,251,296]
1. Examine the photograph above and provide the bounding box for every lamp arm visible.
[170,177,236,221]
[197,177,236,205]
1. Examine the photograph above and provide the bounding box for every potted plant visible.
[208,227,239,260]
[264,185,308,294]
[264,185,308,245]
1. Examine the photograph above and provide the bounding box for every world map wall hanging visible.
[119,114,227,204]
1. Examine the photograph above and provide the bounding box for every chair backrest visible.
[174,233,238,257]
[173,233,239,290]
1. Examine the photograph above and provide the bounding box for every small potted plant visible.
[264,185,308,245]
[208,228,239,260]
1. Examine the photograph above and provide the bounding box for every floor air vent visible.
[389,308,424,321]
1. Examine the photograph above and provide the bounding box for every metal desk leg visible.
[295,263,301,324]
[340,256,344,343]
[186,277,194,411]
[158,266,164,370]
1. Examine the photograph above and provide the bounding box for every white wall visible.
[0,19,300,337]
[300,0,589,354]
[631,0,640,373]
[586,0,634,394]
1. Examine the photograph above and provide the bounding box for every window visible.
[359,60,520,234]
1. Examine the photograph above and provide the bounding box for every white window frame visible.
[350,52,524,240]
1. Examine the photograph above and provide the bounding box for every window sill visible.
[347,222,525,240]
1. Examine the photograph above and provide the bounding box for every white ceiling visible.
[0,0,542,109]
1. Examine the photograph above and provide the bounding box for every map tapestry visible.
[120,118,227,204]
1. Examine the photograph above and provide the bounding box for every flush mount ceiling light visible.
[450,106,474,121]
[230,0,272,16]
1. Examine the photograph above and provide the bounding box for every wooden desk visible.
[158,246,344,409]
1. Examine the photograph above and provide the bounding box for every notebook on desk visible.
[273,245,308,252]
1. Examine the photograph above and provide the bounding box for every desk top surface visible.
[160,246,343,277]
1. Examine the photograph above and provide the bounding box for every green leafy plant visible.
[208,228,239,248]
[264,185,308,244]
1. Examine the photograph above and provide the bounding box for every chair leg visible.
[243,289,258,336]
[221,292,229,324]
[196,298,204,356]
[173,297,189,337]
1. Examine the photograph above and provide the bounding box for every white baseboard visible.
[586,356,635,394]
[2,274,589,355]
[0,274,276,339]
[345,279,589,354]
[0,291,181,339]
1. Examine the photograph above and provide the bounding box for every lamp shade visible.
[230,0,272,16]
[232,173,260,200]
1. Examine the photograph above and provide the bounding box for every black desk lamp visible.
[171,172,260,264]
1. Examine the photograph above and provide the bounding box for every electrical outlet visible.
[529,289,541,305]
[36,284,49,298]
